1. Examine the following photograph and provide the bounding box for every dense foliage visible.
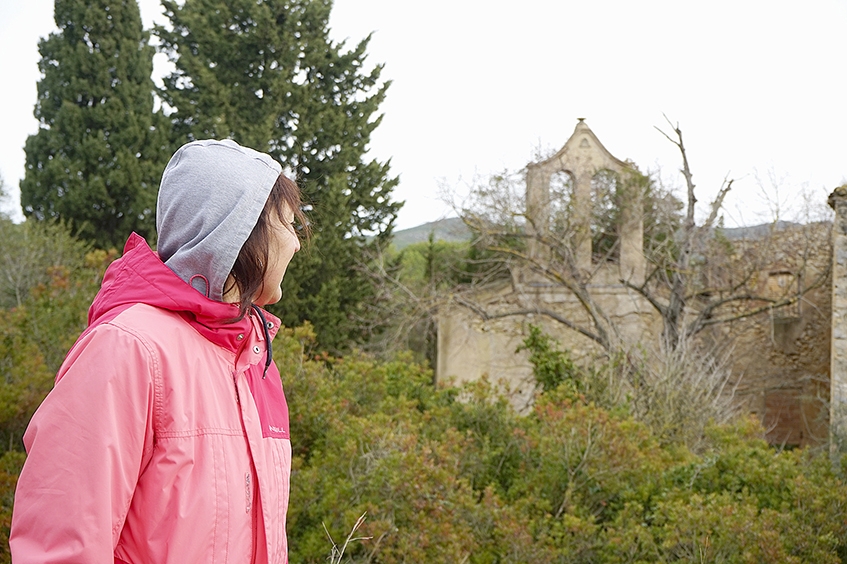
[157,0,400,351]
[365,236,474,365]
[280,325,847,563]
[0,228,846,562]
[0,220,113,557]
[20,0,170,249]
[12,2,843,560]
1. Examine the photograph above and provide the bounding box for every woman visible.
[10,139,306,563]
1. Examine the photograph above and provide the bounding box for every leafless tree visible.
[447,117,830,355]
[624,116,831,349]
[364,118,831,389]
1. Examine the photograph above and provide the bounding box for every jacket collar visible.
[89,233,280,353]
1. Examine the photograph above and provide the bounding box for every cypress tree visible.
[20,0,170,250]
[157,0,400,350]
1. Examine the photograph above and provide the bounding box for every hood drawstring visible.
[251,305,273,379]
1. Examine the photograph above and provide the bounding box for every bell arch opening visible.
[590,169,622,263]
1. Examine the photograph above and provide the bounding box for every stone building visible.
[437,120,832,447]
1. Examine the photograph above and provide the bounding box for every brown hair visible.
[225,173,310,321]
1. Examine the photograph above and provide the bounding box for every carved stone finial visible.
[827,185,847,209]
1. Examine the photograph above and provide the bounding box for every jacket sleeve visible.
[9,321,157,563]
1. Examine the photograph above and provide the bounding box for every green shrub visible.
[0,287,845,562]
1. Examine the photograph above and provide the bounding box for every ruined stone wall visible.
[437,223,833,446]
[437,262,662,411]
[705,223,832,447]
[709,285,830,447]
[438,120,835,443]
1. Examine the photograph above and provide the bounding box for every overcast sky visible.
[1,0,845,229]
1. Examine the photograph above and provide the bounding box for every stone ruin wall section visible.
[437,121,836,447]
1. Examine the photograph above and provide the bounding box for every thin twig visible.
[324,512,372,564]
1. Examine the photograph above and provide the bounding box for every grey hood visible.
[156,139,282,302]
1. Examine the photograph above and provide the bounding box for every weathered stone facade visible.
[706,225,831,447]
[525,118,645,281]
[438,120,659,410]
[828,186,847,456]
[437,120,834,446]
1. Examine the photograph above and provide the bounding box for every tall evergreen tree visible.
[20,0,170,250]
[157,0,400,350]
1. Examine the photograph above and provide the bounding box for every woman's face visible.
[254,205,301,306]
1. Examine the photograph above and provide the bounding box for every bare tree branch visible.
[703,178,734,230]
[620,279,668,316]
[452,296,607,347]
[688,261,831,334]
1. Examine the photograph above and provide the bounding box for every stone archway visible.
[525,119,644,282]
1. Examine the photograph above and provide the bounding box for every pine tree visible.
[20,0,170,250]
[157,0,400,350]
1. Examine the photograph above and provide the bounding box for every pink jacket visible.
[10,233,292,563]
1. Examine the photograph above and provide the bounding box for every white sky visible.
[1,0,845,229]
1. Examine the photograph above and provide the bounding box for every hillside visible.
[390,218,811,250]
[391,217,471,250]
